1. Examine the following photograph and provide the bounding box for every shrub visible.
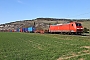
[83,27,89,33]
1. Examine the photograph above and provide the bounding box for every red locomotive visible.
[49,22,83,35]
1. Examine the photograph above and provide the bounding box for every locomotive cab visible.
[75,23,83,34]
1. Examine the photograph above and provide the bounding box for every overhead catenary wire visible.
[66,12,90,19]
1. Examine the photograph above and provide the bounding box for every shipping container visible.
[22,28,28,32]
[20,28,23,32]
[25,28,28,32]
[16,28,20,32]
[22,28,25,32]
[28,27,35,32]
[10,30,12,32]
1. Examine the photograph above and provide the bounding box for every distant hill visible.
[0,18,90,32]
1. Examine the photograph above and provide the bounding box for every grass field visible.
[0,32,90,60]
[81,21,90,33]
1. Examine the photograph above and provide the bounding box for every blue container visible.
[10,30,12,32]
[25,28,28,32]
[22,28,28,32]
[22,28,25,32]
[28,27,35,32]
[16,28,20,32]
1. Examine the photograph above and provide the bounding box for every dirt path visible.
[57,46,90,60]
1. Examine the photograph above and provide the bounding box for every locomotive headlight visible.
[77,28,80,29]
[80,28,83,29]
[77,28,83,29]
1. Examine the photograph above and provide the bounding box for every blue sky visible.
[0,0,90,24]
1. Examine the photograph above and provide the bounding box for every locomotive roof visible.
[50,22,81,26]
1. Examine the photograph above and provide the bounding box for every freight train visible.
[6,22,83,35]
[48,22,83,35]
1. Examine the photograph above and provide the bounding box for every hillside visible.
[0,18,90,32]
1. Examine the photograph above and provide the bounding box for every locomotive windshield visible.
[76,23,82,26]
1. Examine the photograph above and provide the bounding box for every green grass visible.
[0,32,90,60]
